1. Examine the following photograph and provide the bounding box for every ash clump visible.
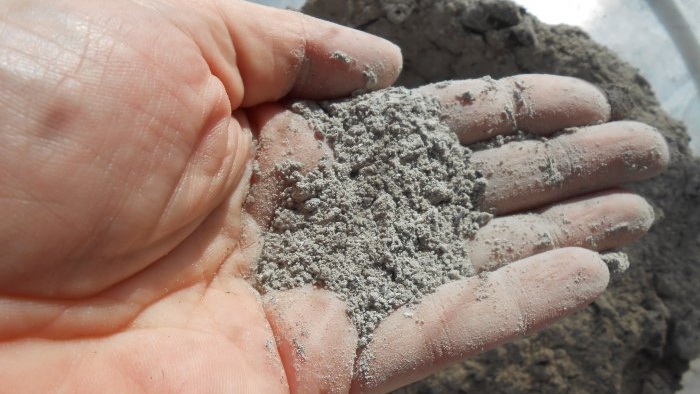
[256,87,491,346]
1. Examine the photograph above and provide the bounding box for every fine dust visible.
[601,251,630,275]
[256,87,492,346]
[330,50,355,64]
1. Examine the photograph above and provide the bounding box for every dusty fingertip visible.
[350,33,404,93]
[290,12,404,97]
[591,192,656,243]
[375,38,404,85]
[558,76,613,124]
[587,80,613,123]
[615,121,671,175]
[507,74,612,125]
[560,247,610,299]
[641,123,671,172]
[625,193,656,231]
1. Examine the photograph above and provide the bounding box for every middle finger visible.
[472,121,669,214]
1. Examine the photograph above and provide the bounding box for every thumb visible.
[183,0,403,107]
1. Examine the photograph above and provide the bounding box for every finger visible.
[473,121,670,214]
[468,191,654,272]
[263,286,357,394]
[245,104,331,228]
[352,247,609,394]
[210,1,402,107]
[417,74,611,144]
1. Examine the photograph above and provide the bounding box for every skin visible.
[0,0,669,393]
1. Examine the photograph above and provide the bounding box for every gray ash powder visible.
[255,87,492,346]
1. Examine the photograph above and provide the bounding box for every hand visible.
[250,75,668,393]
[0,1,668,393]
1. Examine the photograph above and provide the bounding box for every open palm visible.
[0,0,668,392]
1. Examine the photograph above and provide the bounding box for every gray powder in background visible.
[256,87,492,346]
[601,251,631,275]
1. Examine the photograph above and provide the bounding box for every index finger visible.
[417,74,611,144]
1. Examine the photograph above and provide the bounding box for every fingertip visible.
[609,192,656,235]
[504,74,611,131]
[558,246,610,288]
[373,39,403,89]
[565,190,656,248]
[594,121,670,178]
[629,121,671,175]
[500,247,609,332]
[558,246,610,299]
[288,16,404,99]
